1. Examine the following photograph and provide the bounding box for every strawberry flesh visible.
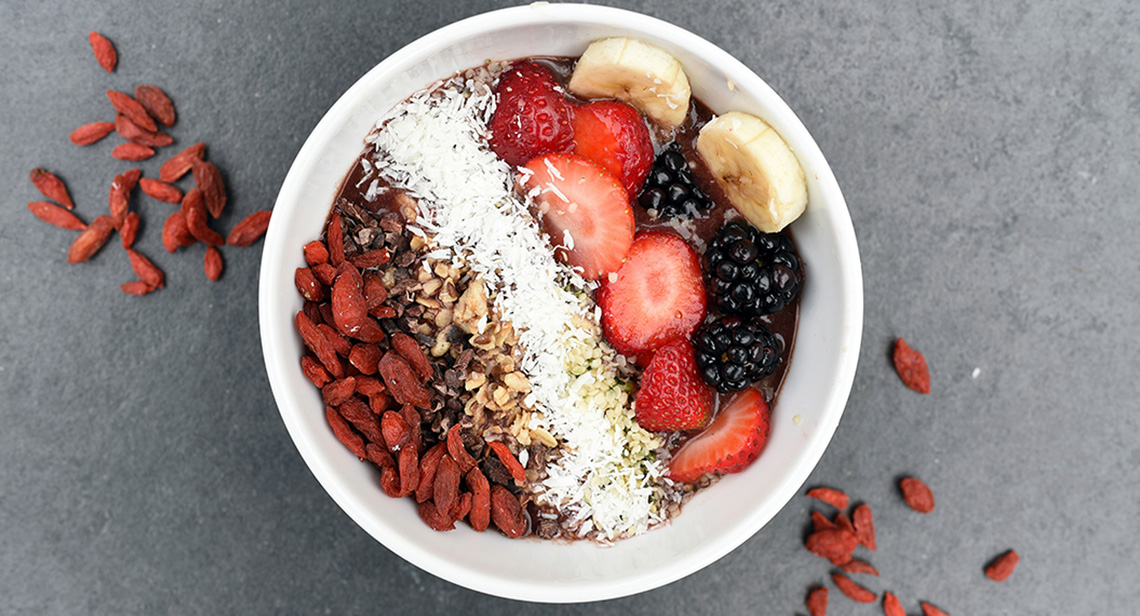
[518,154,634,279]
[667,387,770,483]
[596,231,706,355]
[489,62,575,167]
[635,339,713,432]
[571,100,654,197]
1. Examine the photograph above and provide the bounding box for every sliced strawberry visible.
[489,62,575,167]
[668,387,770,483]
[635,339,713,432]
[571,100,654,196]
[518,154,634,279]
[596,231,706,355]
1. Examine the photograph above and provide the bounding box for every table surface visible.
[3,0,1137,614]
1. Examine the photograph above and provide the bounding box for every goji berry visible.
[900,477,935,513]
[806,587,828,616]
[831,572,876,603]
[807,487,849,510]
[893,338,931,394]
[985,549,1019,582]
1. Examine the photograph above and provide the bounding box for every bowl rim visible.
[259,2,863,603]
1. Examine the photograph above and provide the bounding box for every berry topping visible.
[634,339,713,432]
[694,316,781,392]
[571,100,654,197]
[638,142,714,218]
[489,61,576,167]
[705,219,803,316]
[667,387,770,483]
[517,153,634,280]
[596,231,707,356]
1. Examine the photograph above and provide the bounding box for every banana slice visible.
[568,37,691,129]
[695,111,808,233]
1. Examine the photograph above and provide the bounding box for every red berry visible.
[634,339,713,432]
[668,387,770,483]
[597,231,706,355]
[571,100,654,196]
[517,153,634,280]
[489,62,575,167]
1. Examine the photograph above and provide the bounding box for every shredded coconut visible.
[367,76,666,539]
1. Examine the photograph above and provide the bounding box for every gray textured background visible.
[2,0,1137,614]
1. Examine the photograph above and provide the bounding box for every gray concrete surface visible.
[2,0,1137,614]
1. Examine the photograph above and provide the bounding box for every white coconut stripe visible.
[367,80,666,539]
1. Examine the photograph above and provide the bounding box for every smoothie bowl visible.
[259,3,861,603]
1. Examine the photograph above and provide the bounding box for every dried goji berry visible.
[326,405,365,459]
[120,280,154,296]
[348,344,380,375]
[303,240,329,266]
[68,215,115,264]
[399,404,422,454]
[331,266,368,337]
[416,443,447,504]
[139,178,183,204]
[203,246,224,281]
[433,455,460,515]
[326,212,345,265]
[70,121,115,146]
[134,84,176,127]
[301,355,332,388]
[365,442,395,472]
[900,477,935,513]
[487,441,526,485]
[380,410,410,453]
[108,170,139,228]
[985,549,1019,582]
[354,375,386,399]
[920,601,951,616]
[348,248,390,269]
[465,467,491,532]
[805,529,857,565]
[379,463,401,498]
[193,160,227,218]
[159,142,205,182]
[377,351,431,409]
[30,168,74,209]
[321,377,356,407]
[831,572,876,603]
[807,487,849,510]
[126,249,164,289]
[490,484,527,538]
[839,558,879,577]
[362,272,387,309]
[397,446,420,498]
[106,90,157,131]
[115,113,173,148]
[88,32,116,72]
[893,338,931,394]
[182,189,224,246]
[295,310,343,379]
[446,424,477,474]
[450,491,472,522]
[162,210,195,253]
[369,392,392,415]
[28,201,85,231]
[311,262,337,286]
[391,332,432,382]
[417,500,455,532]
[853,504,877,550]
[353,319,387,344]
[806,587,828,616]
[294,267,325,302]
[119,212,139,249]
[111,142,155,161]
[882,591,905,616]
[338,397,384,446]
[226,210,272,246]
[834,512,856,536]
[317,324,351,357]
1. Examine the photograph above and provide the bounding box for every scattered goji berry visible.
[67,215,115,264]
[806,587,828,616]
[106,90,156,132]
[30,168,74,209]
[831,572,876,603]
[139,178,183,203]
[882,591,905,616]
[203,246,224,281]
[900,477,935,513]
[985,549,1019,582]
[839,558,880,577]
[69,121,115,146]
[807,487,849,510]
[159,142,205,182]
[853,503,877,550]
[88,32,117,72]
[893,338,931,394]
[226,210,272,246]
[134,84,176,127]
[28,201,86,231]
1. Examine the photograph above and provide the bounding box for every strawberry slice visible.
[668,387,770,483]
[489,62,575,167]
[634,339,713,432]
[596,231,706,355]
[517,153,634,279]
[571,100,654,196]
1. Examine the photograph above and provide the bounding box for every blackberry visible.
[637,142,713,218]
[705,219,803,316]
[694,316,781,392]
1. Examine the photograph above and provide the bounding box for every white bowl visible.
[259,3,862,603]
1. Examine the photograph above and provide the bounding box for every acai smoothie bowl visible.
[259,3,861,603]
